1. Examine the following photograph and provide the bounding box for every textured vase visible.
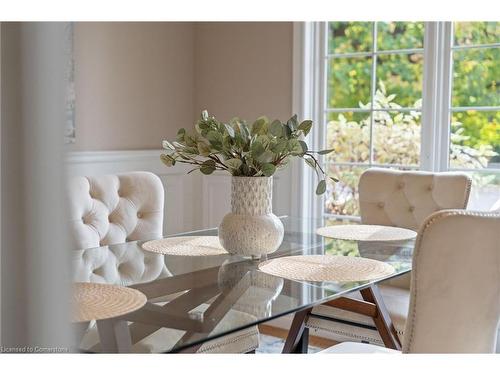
[218,176,284,258]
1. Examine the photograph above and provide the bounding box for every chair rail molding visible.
[66,149,295,235]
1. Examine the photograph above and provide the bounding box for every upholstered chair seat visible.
[69,172,259,353]
[322,210,500,353]
[307,168,472,345]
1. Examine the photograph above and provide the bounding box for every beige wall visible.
[72,22,293,151]
[194,22,294,123]
[72,22,195,151]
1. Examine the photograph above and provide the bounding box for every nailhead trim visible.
[197,330,259,353]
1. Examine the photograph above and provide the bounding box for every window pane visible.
[452,48,500,107]
[326,112,371,163]
[327,57,372,108]
[325,165,366,216]
[376,53,424,108]
[373,111,421,166]
[466,170,500,211]
[450,111,500,169]
[328,22,372,54]
[377,22,424,50]
[454,22,500,46]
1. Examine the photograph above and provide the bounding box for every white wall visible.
[71,22,195,151]
[66,22,297,234]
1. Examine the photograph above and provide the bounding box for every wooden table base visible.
[284,284,402,352]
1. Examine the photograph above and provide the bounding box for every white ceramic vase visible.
[218,176,284,258]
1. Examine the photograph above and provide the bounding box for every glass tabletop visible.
[72,216,414,353]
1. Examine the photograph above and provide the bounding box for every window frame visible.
[294,21,500,219]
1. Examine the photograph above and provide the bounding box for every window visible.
[449,22,500,210]
[324,22,425,217]
[303,22,500,218]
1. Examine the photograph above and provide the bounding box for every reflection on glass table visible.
[72,216,414,353]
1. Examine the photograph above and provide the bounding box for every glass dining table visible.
[72,216,414,353]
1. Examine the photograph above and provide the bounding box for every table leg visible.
[96,319,133,353]
[282,308,312,354]
[360,285,402,350]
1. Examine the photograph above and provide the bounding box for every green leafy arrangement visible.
[161,111,337,195]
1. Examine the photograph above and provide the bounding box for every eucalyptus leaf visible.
[224,123,235,138]
[283,123,292,139]
[288,139,305,155]
[162,140,175,150]
[183,146,199,155]
[251,116,269,135]
[304,156,316,170]
[271,140,288,153]
[298,120,313,136]
[239,122,250,141]
[269,120,283,137]
[160,154,175,167]
[261,163,276,177]
[329,176,339,183]
[317,148,335,155]
[256,134,271,148]
[176,128,186,141]
[187,135,199,147]
[198,122,210,130]
[287,115,298,131]
[315,179,326,195]
[197,142,211,156]
[256,150,274,163]
[298,140,308,154]
[251,141,265,158]
[202,159,216,167]
[225,158,243,170]
[206,130,223,144]
[200,165,215,175]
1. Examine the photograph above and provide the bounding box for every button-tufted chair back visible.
[359,168,472,231]
[68,171,164,250]
[402,210,500,353]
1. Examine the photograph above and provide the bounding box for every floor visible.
[256,324,337,354]
[256,334,322,354]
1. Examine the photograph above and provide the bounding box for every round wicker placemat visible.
[141,236,228,256]
[72,282,147,323]
[258,255,395,283]
[316,224,417,242]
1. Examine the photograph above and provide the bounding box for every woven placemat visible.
[316,224,417,242]
[72,282,147,323]
[142,236,228,256]
[258,255,395,283]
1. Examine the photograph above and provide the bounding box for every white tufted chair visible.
[69,171,259,353]
[322,210,500,353]
[307,168,472,346]
[68,172,165,250]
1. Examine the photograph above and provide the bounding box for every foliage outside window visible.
[323,22,500,217]
[449,22,500,211]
